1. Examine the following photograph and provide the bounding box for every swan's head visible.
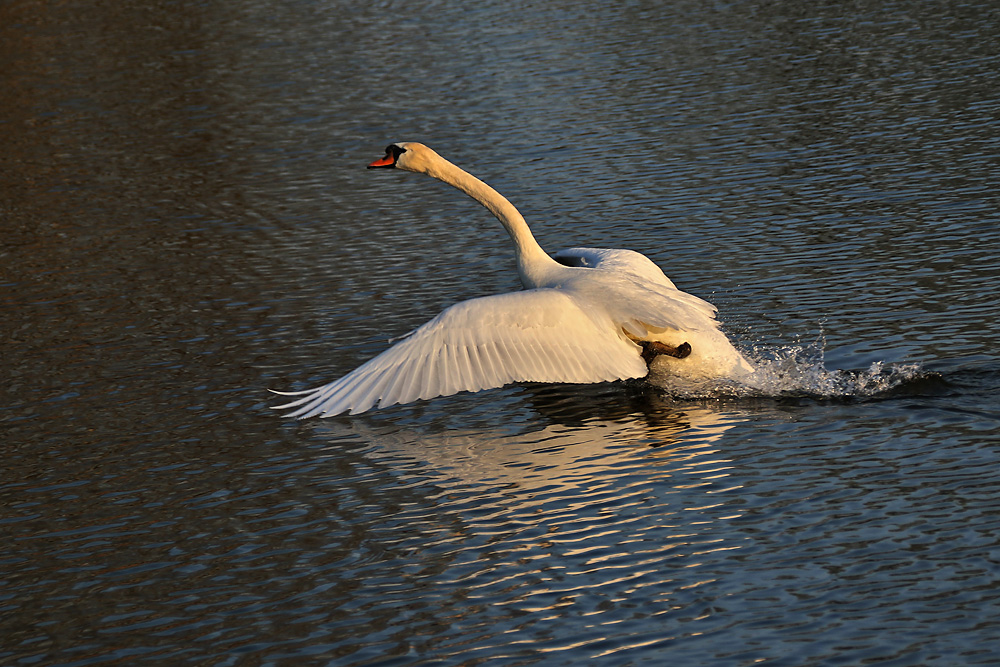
[367,142,439,174]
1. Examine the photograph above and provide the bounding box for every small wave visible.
[648,342,933,400]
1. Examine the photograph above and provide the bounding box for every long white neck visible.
[420,155,562,288]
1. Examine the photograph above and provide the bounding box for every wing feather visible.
[555,247,720,330]
[494,332,526,378]
[393,356,422,405]
[273,289,647,418]
[445,342,465,395]
[490,337,518,385]
[354,368,393,413]
[554,247,678,290]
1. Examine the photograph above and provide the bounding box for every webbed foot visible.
[640,340,692,364]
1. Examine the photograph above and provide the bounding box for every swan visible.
[273,142,754,418]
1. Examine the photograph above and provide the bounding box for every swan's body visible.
[274,142,753,418]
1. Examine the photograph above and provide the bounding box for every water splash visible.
[648,339,929,400]
[741,345,925,398]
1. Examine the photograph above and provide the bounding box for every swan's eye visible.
[387,144,407,159]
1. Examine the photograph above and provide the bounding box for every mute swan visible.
[273,142,753,418]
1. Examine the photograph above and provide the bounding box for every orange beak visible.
[367,153,396,169]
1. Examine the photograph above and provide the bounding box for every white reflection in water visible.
[335,406,743,495]
[310,405,752,647]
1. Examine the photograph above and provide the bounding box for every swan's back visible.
[554,247,677,290]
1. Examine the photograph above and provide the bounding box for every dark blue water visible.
[3,1,1000,664]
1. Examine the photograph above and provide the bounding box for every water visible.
[3,0,1000,664]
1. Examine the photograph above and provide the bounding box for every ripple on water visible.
[3,0,1000,663]
[297,409,750,661]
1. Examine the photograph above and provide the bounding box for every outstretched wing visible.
[272,288,647,418]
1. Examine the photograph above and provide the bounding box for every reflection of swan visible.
[274,142,753,418]
[332,407,746,494]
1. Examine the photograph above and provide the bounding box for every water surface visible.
[3,1,1000,664]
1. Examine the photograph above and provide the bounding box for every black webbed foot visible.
[640,340,692,364]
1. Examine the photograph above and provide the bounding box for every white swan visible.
[273,142,753,418]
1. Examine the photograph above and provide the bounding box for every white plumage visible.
[273,290,646,417]
[273,142,753,418]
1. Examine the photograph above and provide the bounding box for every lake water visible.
[3,1,1000,664]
